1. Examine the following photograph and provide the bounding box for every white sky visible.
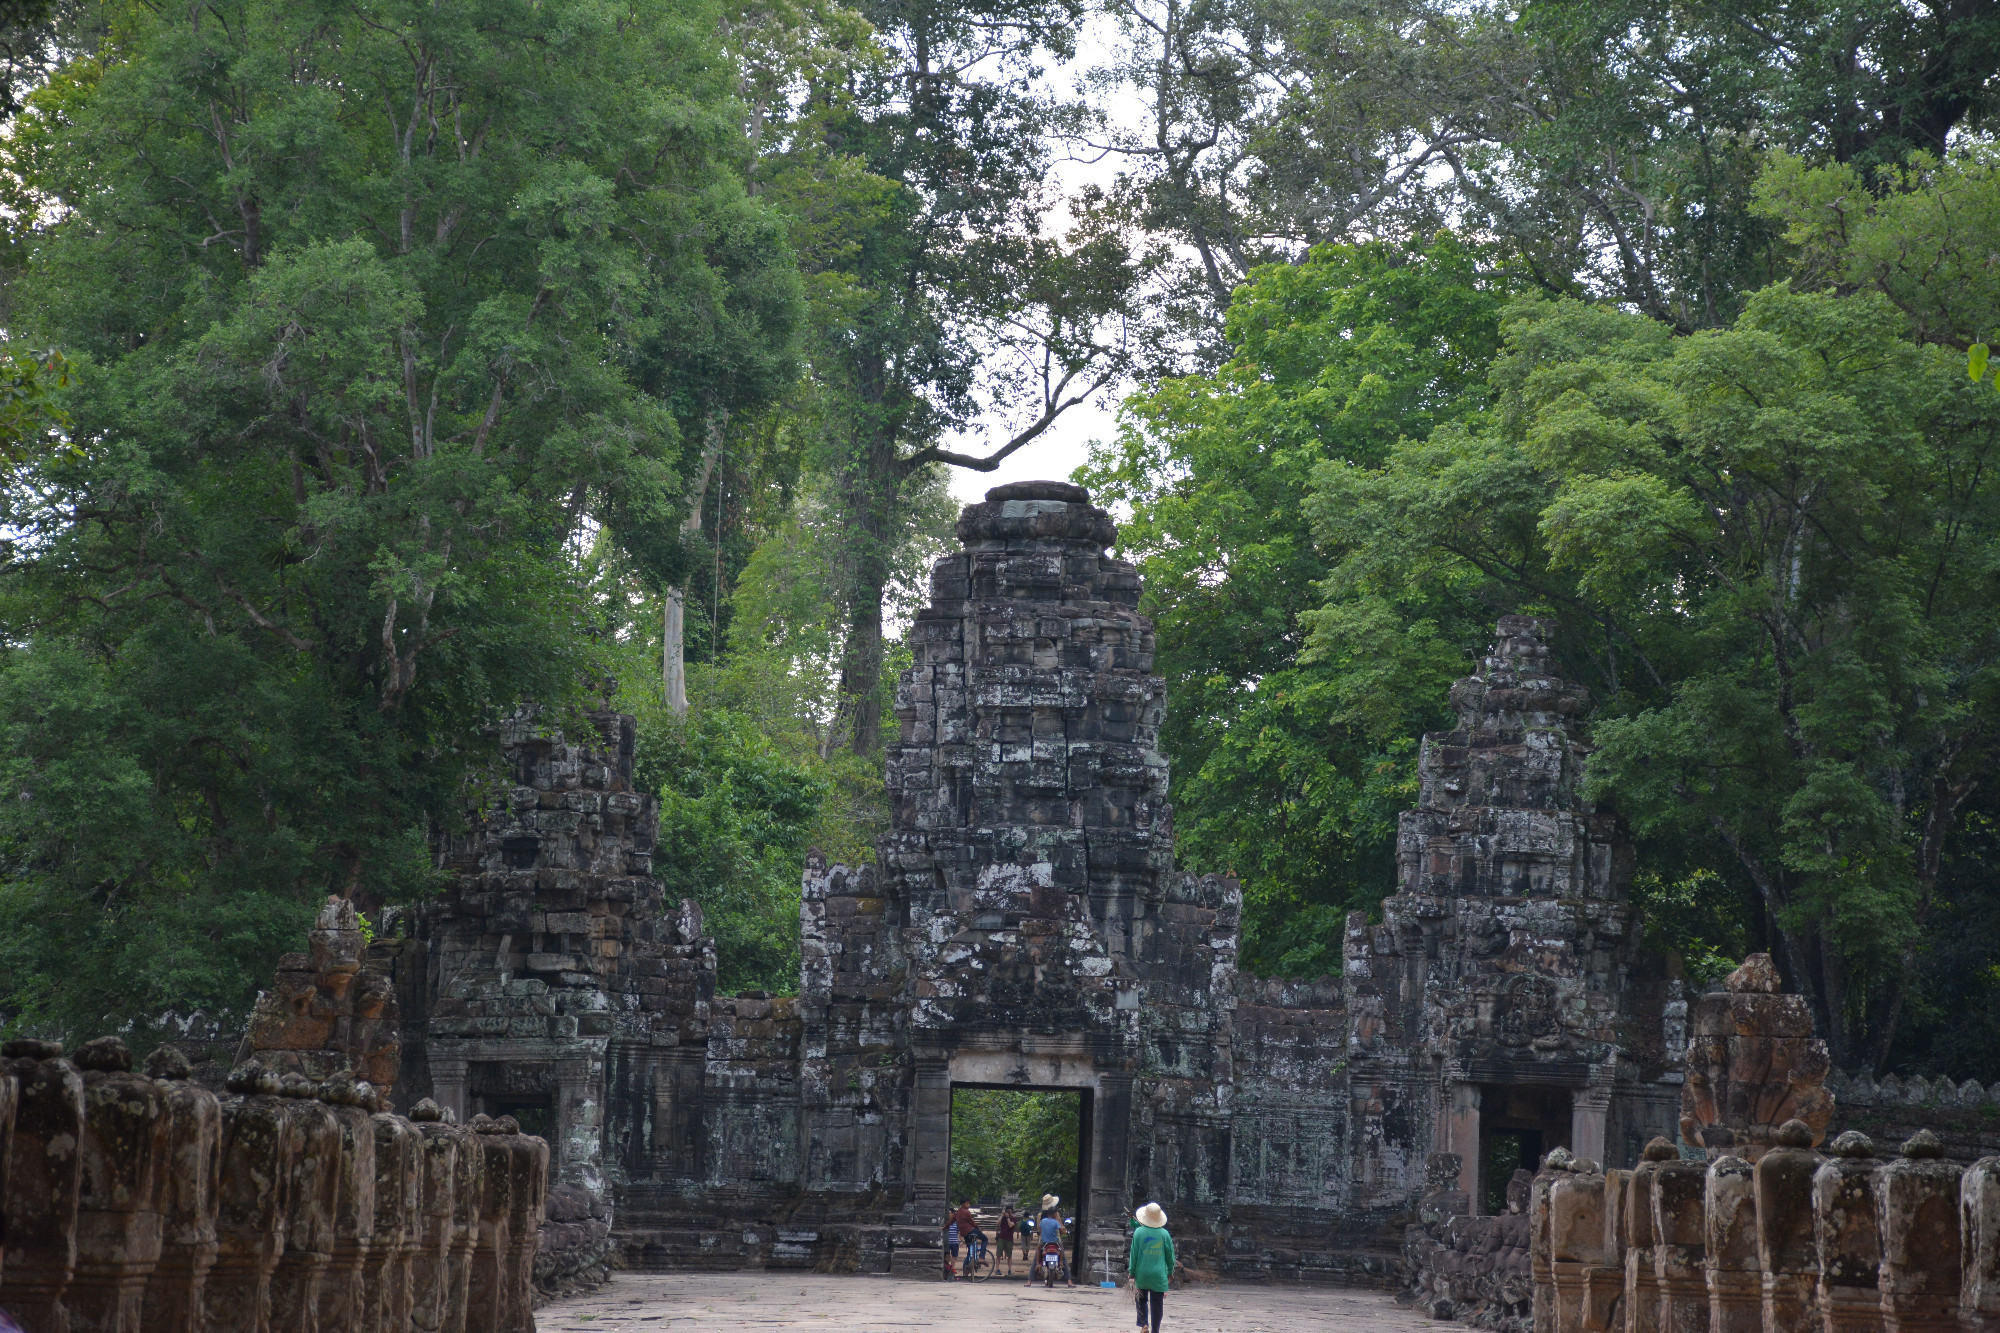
[945,15,1143,507]
[943,393,1122,504]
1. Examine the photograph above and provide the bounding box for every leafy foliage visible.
[1308,283,2000,1068]
[1082,235,1514,974]
[0,0,799,1035]
[949,1088,1082,1209]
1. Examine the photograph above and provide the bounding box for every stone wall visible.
[0,1034,544,1333]
[1820,1072,2000,1163]
[1527,1122,2000,1333]
[1222,976,1386,1282]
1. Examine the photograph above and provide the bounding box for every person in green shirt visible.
[1127,1202,1175,1333]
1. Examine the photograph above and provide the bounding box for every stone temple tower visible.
[797,480,1240,1268]
[882,479,1174,1032]
[1344,615,1678,1215]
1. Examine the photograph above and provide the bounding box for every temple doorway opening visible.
[1477,1085,1573,1214]
[949,1084,1092,1275]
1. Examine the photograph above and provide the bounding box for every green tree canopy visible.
[1310,282,2000,1068]
[0,0,800,1035]
[1081,234,1515,974]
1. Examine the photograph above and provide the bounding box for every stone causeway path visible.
[538,1272,1442,1333]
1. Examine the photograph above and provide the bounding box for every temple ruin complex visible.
[379,480,1696,1282]
[17,480,2000,1333]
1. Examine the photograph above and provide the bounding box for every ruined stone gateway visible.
[380,479,1693,1285]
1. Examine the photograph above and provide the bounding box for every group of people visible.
[938,1195,1177,1333]
[939,1193,1069,1283]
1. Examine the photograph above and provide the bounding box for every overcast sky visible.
[944,16,1143,507]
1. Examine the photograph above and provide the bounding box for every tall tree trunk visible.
[841,593,886,754]
[664,412,726,715]
[835,436,899,755]
[663,589,689,713]
[1866,750,1982,1071]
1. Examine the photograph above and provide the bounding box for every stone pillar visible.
[466,1116,515,1333]
[1591,1170,1632,1333]
[268,1076,340,1333]
[1704,1156,1759,1333]
[314,1077,376,1333]
[204,1063,297,1333]
[364,1101,423,1333]
[1552,1167,1607,1333]
[66,1037,171,1333]
[1816,1131,1885,1333]
[1534,1151,1569,1333]
[0,1039,88,1333]
[1654,1153,1711,1333]
[553,1058,598,1196]
[1756,1120,1821,1333]
[1876,1130,1961,1333]
[430,1057,469,1129]
[499,1120,548,1333]
[1625,1139,1676,1333]
[442,1117,485,1333]
[1089,1071,1136,1249]
[139,1046,221,1333]
[906,1057,950,1222]
[1963,1154,2000,1333]
[1573,1088,1612,1171]
[408,1101,460,1333]
[1449,1082,1483,1209]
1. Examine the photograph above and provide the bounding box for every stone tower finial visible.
[1447,615,1590,738]
[882,478,1168,1032]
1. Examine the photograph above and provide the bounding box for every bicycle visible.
[962,1231,996,1280]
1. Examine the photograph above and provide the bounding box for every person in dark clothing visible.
[997,1205,1018,1274]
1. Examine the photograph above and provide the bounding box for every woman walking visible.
[1128,1202,1175,1333]
[997,1204,1018,1275]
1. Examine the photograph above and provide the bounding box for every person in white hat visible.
[1027,1194,1069,1287]
[1127,1202,1175,1333]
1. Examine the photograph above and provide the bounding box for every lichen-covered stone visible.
[1680,957,1834,1159]
[138,1046,221,1333]
[66,1037,171,1333]
[363,1105,422,1333]
[1877,1131,1962,1333]
[0,1042,87,1332]
[1816,1133,1886,1333]
[313,1078,376,1332]
[1705,1156,1760,1333]
[266,1079,340,1333]
[1755,1122,1823,1333]
[244,897,400,1090]
[204,1064,295,1333]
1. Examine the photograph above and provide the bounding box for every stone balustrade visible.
[1532,1123,2000,1333]
[0,1037,545,1333]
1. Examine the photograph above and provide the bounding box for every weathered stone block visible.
[0,1042,88,1332]
[139,1046,221,1333]
[66,1037,170,1333]
[1817,1132,1885,1333]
